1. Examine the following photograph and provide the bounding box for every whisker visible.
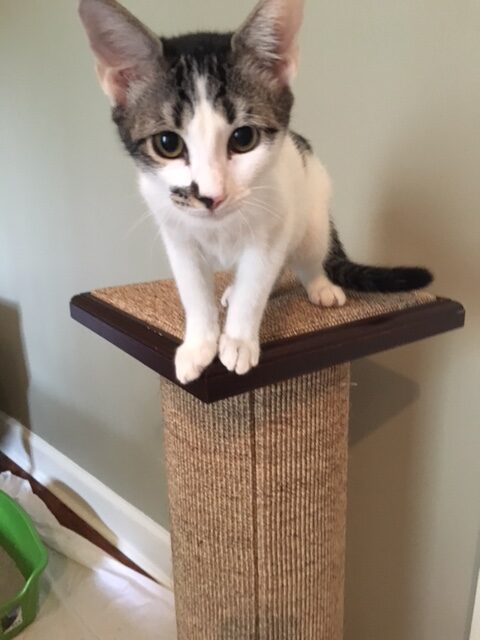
[149,228,164,265]
[250,185,277,192]
[238,207,256,243]
[122,210,153,241]
[244,198,283,221]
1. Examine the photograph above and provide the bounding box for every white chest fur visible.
[137,136,339,385]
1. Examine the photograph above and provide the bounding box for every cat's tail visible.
[326,259,433,292]
[324,225,434,293]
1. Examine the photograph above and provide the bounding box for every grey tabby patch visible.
[289,131,313,165]
[113,31,294,170]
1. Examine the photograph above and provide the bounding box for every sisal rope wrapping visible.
[92,272,435,345]
[162,365,350,640]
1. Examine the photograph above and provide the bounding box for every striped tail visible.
[324,225,433,293]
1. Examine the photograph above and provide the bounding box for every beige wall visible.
[1,1,478,638]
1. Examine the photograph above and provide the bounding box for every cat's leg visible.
[162,232,219,384]
[292,230,347,307]
[292,200,346,307]
[305,271,346,307]
[290,158,346,307]
[293,259,346,308]
[219,245,285,375]
[221,268,285,309]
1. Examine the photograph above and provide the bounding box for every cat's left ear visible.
[233,0,305,85]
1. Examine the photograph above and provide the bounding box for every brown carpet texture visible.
[161,365,350,640]
[92,272,435,344]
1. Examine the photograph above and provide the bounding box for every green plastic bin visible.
[0,491,48,639]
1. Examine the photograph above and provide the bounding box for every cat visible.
[79,0,433,384]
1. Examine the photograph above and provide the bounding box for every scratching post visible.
[162,366,349,639]
[71,273,464,639]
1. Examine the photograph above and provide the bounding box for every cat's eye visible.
[151,131,185,159]
[229,126,260,154]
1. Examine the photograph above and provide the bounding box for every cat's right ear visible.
[78,0,162,106]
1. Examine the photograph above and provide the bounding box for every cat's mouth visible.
[170,196,239,221]
[170,184,254,222]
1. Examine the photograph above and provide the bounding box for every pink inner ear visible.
[279,44,299,84]
[275,0,304,84]
[79,0,162,104]
[276,0,304,56]
[97,63,138,106]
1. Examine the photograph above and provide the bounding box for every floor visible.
[0,454,177,639]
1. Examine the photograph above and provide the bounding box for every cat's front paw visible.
[219,334,260,375]
[307,276,347,308]
[175,339,218,384]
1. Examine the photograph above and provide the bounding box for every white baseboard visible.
[470,569,480,640]
[0,412,173,589]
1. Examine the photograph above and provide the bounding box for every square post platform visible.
[71,274,464,639]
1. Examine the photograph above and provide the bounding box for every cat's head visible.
[79,0,304,222]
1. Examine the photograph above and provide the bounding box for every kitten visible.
[79,0,433,384]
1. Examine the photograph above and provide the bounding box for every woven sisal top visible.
[92,272,435,345]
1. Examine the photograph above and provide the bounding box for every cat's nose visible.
[198,194,226,211]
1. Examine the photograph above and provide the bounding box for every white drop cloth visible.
[0,472,177,640]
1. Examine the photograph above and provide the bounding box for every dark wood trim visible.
[71,293,465,403]
[0,452,153,580]
[71,293,179,382]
